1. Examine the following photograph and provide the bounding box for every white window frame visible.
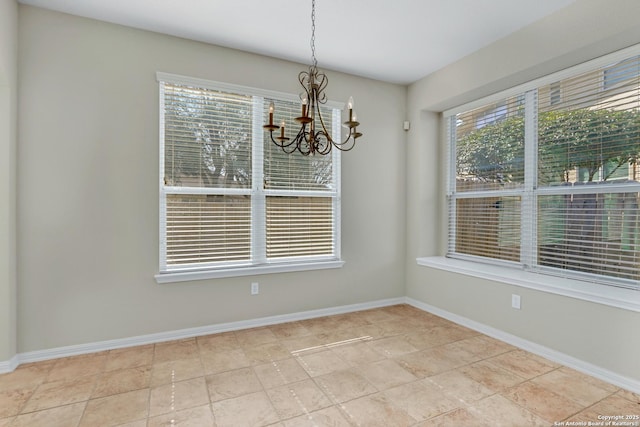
[155,72,344,284]
[420,44,640,312]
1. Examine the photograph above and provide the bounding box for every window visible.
[446,49,640,290]
[156,73,342,281]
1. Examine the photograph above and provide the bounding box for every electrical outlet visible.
[251,282,259,295]
[511,294,521,310]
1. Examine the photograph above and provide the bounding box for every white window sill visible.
[156,260,345,284]
[416,256,640,312]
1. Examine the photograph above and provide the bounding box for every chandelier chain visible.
[310,0,317,68]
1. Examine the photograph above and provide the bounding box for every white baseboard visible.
[405,296,640,394]
[0,354,19,374]
[3,294,638,396]
[0,297,405,373]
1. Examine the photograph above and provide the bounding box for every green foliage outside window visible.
[456,108,640,185]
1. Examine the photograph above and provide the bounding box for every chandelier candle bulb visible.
[264,101,278,132]
[268,102,274,125]
[280,120,286,138]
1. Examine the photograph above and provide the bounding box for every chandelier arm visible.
[267,129,296,150]
[296,127,313,156]
[315,106,334,144]
[314,130,333,155]
[315,107,357,150]
[277,126,312,156]
[336,138,356,151]
[337,129,358,148]
[279,134,305,155]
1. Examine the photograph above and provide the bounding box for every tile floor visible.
[0,304,638,426]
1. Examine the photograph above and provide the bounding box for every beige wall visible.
[406,0,640,380]
[0,0,18,363]
[16,5,407,352]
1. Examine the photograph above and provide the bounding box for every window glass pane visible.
[538,109,640,185]
[536,54,640,287]
[165,194,251,267]
[266,196,334,259]
[263,100,335,191]
[538,57,640,187]
[455,96,525,191]
[454,196,521,262]
[164,84,252,189]
[538,192,640,284]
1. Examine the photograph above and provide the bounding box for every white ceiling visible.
[18,0,577,84]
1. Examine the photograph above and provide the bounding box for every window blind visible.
[447,49,640,289]
[163,84,253,189]
[453,195,521,263]
[262,99,339,260]
[536,55,640,284]
[454,95,526,188]
[162,82,253,271]
[165,194,251,267]
[449,95,526,264]
[266,196,335,259]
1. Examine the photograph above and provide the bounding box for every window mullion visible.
[447,117,457,256]
[521,89,538,269]
[252,96,266,265]
[332,108,342,260]
[158,82,168,272]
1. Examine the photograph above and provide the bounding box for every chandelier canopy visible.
[263,0,362,156]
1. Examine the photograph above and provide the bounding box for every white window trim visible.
[156,259,345,284]
[156,72,344,283]
[416,256,640,313]
[156,72,343,110]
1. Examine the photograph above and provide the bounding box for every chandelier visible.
[263,0,362,156]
